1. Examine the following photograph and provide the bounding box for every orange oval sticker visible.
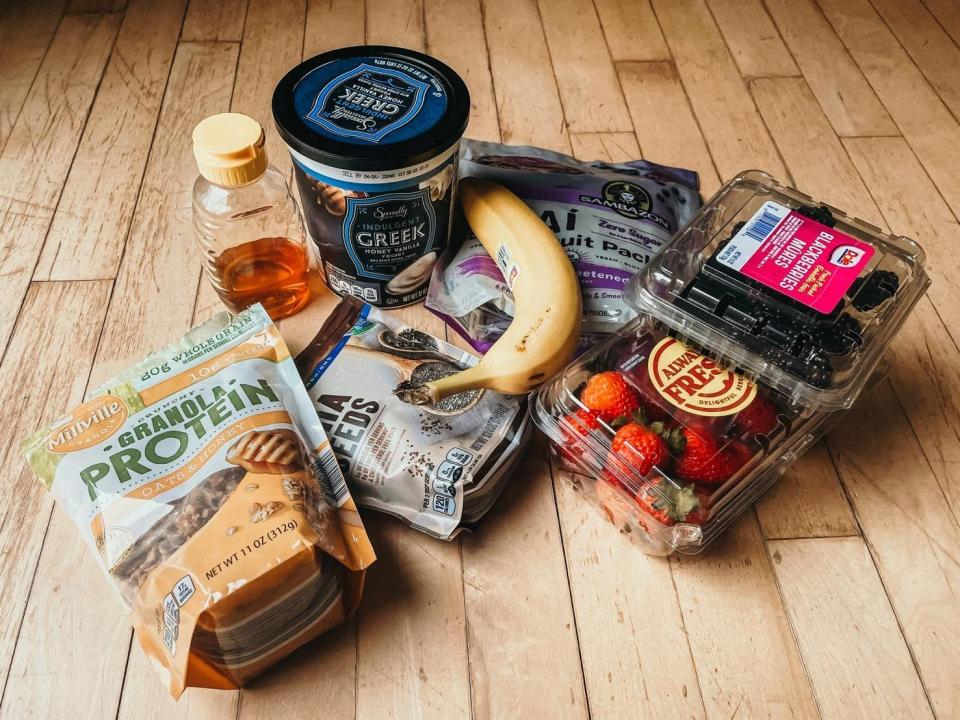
[45,395,127,453]
[647,338,756,416]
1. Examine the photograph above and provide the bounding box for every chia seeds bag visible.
[296,296,531,539]
[426,140,701,351]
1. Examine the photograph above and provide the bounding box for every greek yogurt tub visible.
[273,46,470,307]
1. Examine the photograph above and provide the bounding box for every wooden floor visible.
[1,0,959,717]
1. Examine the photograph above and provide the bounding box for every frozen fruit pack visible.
[532,171,929,555]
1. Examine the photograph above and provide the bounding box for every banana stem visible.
[394,364,490,405]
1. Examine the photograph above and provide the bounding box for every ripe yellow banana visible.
[396,177,581,404]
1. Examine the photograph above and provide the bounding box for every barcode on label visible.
[313,451,349,505]
[716,201,791,271]
[495,243,511,271]
[744,205,785,242]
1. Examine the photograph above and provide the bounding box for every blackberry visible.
[820,314,862,356]
[849,269,899,311]
[796,204,836,228]
[804,353,834,388]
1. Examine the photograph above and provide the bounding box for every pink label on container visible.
[716,201,874,314]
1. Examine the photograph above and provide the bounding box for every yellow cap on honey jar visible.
[192,113,268,186]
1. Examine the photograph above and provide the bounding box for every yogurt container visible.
[273,46,470,307]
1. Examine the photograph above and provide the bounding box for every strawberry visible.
[564,408,601,437]
[606,422,669,478]
[726,439,754,473]
[674,428,754,485]
[580,371,640,422]
[733,395,779,438]
[635,477,700,527]
[673,427,733,484]
[557,408,602,465]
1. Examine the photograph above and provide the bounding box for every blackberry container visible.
[629,169,930,410]
[531,171,928,555]
[273,46,470,308]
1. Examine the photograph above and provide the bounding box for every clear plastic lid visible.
[530,314,882,555]
[627,170,929,410]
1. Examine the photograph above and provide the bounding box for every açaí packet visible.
[295,296,531,539]
[22,304,375,698]
[426,139,701,351]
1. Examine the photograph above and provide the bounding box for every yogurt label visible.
[342,189,437,280]
[304,64,431,143]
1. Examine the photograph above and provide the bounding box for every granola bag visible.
[22,304,375,698]
[426,139,701,351]
[295,296,531,539]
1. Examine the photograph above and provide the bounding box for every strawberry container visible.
[628,170,929,410]
[531,171,926,555]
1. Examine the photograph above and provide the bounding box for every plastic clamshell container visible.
[627,170,929,410]
[531,314,882,555]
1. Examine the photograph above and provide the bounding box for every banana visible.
[395,177,581,404]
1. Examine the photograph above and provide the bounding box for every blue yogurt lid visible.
[273,46,470,172]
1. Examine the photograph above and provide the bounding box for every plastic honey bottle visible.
[192,113,311,319]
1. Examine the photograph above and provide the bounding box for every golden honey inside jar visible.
[192,112,311,320]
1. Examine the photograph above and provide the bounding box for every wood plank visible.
[67,0,128,12]
[748,76,883,227]
[0,0,67,152]
[569,131,641,161]
[617,61,721,196]
[844,136,960,522]
[553,467,706,720]
[651,0,787,183]
[424,0,500,143]
[460,442,589,720]
[365,0,425,51]
[593,0,669,62]
[117,643,239,719]
[0,13,120,354]
[763,0,896,137]
[237,621,357,718]
[817,0,960,219]
[704,0,798,78]
[769,537,935,720]
[481,0,569,152]
[355,517,470,720]
[669,516,820,718]
[755,441,859,539]
[0,281,111,702]
[35,0,188,281]
[1,509,130,720]
[304,0,363,56]
[922,0,960,47]
[92,42,238,385]
[231,0,306,179]
[536,0,632,133]
[870,0,960,122]
[827,382,960,719]
[5,43,240,717]
[181,0,247,41]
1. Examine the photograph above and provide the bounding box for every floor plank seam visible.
[755,512,827,720]
[545,455,594,720]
